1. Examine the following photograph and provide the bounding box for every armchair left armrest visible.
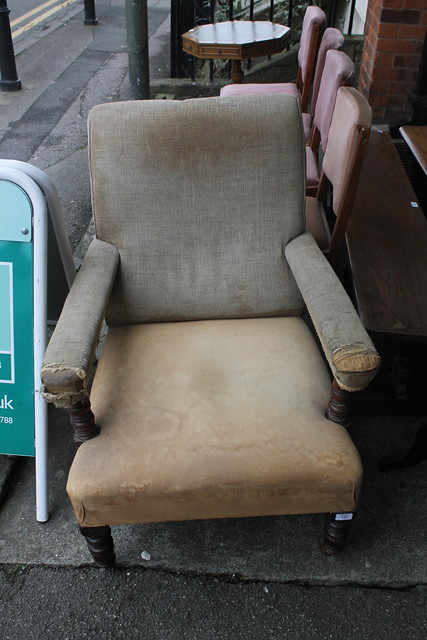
[285,232,380,392]
[41,238,120,408]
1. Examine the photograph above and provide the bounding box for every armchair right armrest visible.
[285,232,380,392]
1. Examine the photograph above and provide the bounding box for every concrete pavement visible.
[0,2,426,638]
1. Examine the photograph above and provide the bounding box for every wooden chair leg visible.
[67,397,100,448]
[323,380,355,553]
[80,526,116,568]
[320,512,355,555]
[327,378,351,428]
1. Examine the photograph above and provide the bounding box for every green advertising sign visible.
[0,181,35,456]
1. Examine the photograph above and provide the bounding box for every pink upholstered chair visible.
[306,87,372,271]
[41,95,379,567]
[220,27,344,146]
[220,6,326,113]
[301,27,345,142]
[305,49,355,196]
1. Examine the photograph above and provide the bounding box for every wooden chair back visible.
[317,87,372,270]
[297,6,326,112]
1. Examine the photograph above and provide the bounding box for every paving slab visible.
[0,406,425,590]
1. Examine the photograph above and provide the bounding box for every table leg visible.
[231,60,244,83]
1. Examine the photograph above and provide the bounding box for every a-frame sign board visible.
[0,163,75,522]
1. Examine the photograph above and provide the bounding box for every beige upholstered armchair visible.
[41,95,380,567]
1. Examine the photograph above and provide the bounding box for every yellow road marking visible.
[11,0,79,39]
[10,0,64,26]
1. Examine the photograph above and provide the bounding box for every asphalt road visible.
[0,0,170,250]
[1,565,426,640]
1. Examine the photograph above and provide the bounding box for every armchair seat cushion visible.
[67,318,362,527]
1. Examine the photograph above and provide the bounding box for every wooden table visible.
[400,125,427,175]
[347,131,427,343]
[400,125,427,213]
[182,21,290,83]
[346,130,427,468]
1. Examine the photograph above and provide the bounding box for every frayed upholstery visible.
[42,388,88,409]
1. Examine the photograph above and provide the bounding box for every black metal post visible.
[0,0,21,91]
[170,0,195,79]
[125,0,150,99]
[348,0,356,35]
[84,0,98,25]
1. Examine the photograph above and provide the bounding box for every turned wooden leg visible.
[67,397,100,448]
[80,526,116,568]
[231,59,244,83]
[323,380,355,553]
[327,379,351,428]
[320,512,355,555]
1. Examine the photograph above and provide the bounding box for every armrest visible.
[41,238,120,407]
[285,232,380,392]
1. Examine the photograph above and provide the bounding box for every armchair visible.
[41,95,379,567]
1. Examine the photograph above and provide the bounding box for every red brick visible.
[377,37,416,52]
[401,0,427,8]
[357,77,369,95]
[363,37,374,55]
[379,23,400,37]
[383,0,403,8]
[422,11,427,25]
[388,67,412,81]
[389,80,416,94]
[372,66,393,80]
[369,0,384,11]
[399,24,427,38]
[374,52,394,66]
[369,94,388,107]
[415,39,426,53]
[381,8,421,23]
[364,27,379,48]
[393,53,422,67]
[370,80,390,94]
[388,94,410,107]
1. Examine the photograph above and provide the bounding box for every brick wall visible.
[358,0,427,126]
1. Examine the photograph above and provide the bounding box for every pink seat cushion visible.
[305,196,330,250]
[220,83,300,98]
[302,113,312,143]
[306,147,319,186]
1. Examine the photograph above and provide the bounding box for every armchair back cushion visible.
[88,95,306,325]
